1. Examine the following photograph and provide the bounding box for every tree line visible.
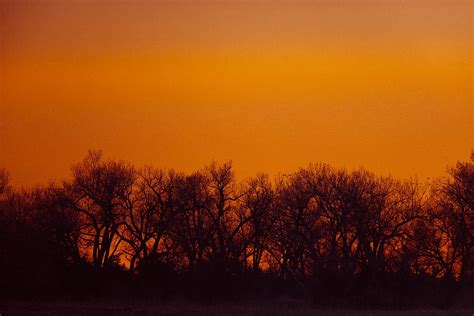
[0,150,472,306]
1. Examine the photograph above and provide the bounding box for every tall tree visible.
[430,162,474,280]
[122,168,179,272]
[242,174,275,272]
[69,150,135,269]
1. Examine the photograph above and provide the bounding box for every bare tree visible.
[171,171,212,271]
[269,165,328,281]
[204,161,246,272]
[241,174,275,272]
[344,172,422,278]
[170,162,248,274]
[69,150,135,269]
[121,167,179,272]
[424,162,474,280]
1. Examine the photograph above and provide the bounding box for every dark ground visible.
[1,299,472,316]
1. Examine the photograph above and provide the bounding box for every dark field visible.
[1,299,472,316]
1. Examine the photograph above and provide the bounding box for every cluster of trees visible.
[0,151,472,306]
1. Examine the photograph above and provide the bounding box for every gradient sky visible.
[1,0,472,186]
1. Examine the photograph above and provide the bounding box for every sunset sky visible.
[1,0,472,186]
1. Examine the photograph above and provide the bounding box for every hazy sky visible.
[1,0,472,186]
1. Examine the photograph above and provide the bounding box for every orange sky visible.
[1,0,472,187]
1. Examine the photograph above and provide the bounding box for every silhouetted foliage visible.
[0,152,472,308]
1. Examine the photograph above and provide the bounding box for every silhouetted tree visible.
[424,162,474,281]
[242,174,275,272]
[170,171,212,272]
[122,167,179,272]
[68,150,135,269]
